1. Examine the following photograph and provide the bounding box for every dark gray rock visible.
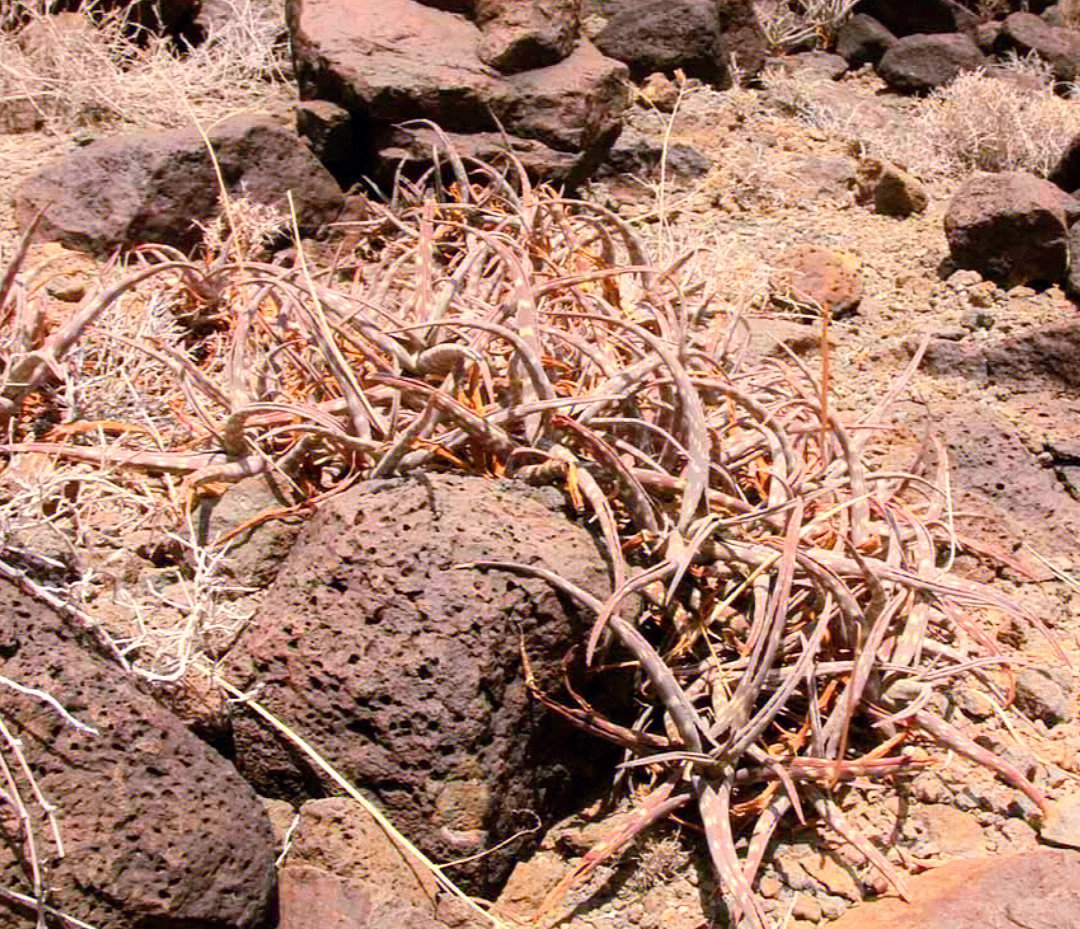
[836,13,897,68]
[14,115,344,254]
[594,0,766,84]
[877,32,986,93]
[854,0,976,37]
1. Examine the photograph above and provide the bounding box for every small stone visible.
[1015,668,1071,726]
[910,771,950,804]
[961,308,994,330]
[799,852,861,902]
[1039,795,1080,848]
[856,158,928,216]
[967,281,997,307]
[819,895,847,920]
[1000,818,1038,850]
[953,687,995,720]
[758,875,781,898]
[775,855,815,892]
[792,894,822,922]
[639,71,680,112]
[907,805,986,859]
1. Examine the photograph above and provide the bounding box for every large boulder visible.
[993,12,1080,82]
[944,170,1074,287]
[14,115,344,255]
[0,578,276,929]
[1049,130,1080,193]
[853,0,977,37]
[227,475,626,896]
[475,0,578,73]
[877,32,986,93]
[829,850,1080,929]
[286,0,626,183]
[593,0,766,83]
[835,14,897,68]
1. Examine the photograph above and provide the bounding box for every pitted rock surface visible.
[228,474,625,894]
[0,578,276,929]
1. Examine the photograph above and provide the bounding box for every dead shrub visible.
[0,0,293,131]
[914,57,1080,178]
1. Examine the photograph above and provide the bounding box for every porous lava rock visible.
[853,0,976,37]
[828,850,1080,929]
[877,32,986,93]
[475,0,578,73]
[14,115,343,255]
[993,11,1080,82]
[835,13,897,68]
[943,171,1073,287]
[0,578,276,929]
[593,0,766,83]
[228,475,625,895]
[286,0,626,185]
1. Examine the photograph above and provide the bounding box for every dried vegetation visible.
[0,135,1061,928]
[0,0,292,131]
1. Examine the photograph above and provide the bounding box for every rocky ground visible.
[1,3,1080,929]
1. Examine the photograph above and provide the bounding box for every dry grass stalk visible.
[0,139,1061,928]
[0,0,292,132]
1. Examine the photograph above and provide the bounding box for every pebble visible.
[1015,668,1071,726]
[792,894,822,922]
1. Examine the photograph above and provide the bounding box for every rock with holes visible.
[877,32,986,93]
[227,475,627,895]
[14,115,344,254]
[0,578,276,929]
[944,171,1074,287]
[770,244,862,316]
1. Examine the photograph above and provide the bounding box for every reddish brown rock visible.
[228,475,625,895]
[278,798,468,929]
[856,158,928,216]
[14,115,343,255]
[944,171,1073,287]
[771,245,862,316]
[828,850,1080,929]
[877,32,986,93]
[994,11,1080,82]
[286,0,626,176]
[0,578,276,929]
[476,0,578,73]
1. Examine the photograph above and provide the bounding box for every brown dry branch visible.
[0,140,1061,929]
